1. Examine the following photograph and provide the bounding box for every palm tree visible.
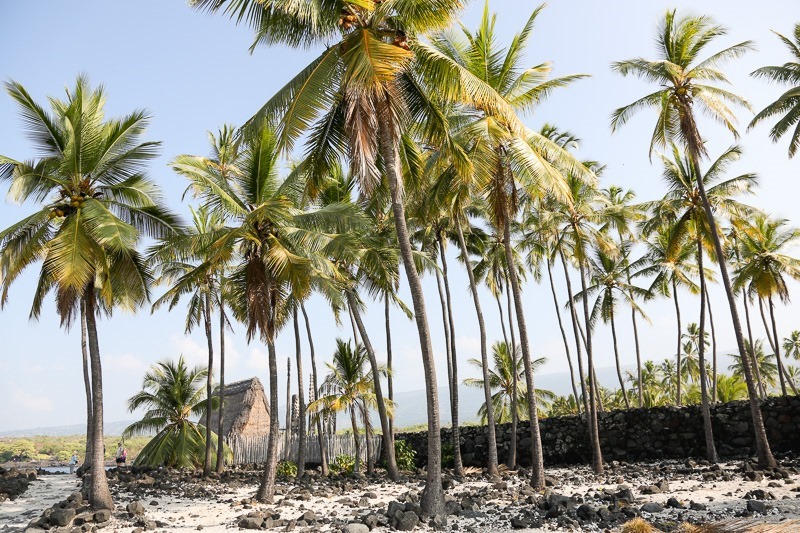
[464,342,553,425]
[429,2,592,486]
[730,340,779,393]
[172,120,344,502]
[784,331,800,360]
[786,366,800,390]
[0,77,180,509]
[191,0,525,512]
[601,186,648,406]
[123,356,228,468]
[611,9,776,467]
[310,339,390,474]
[750,23,800,157]
[733,214,800,396]
[150,204,227,477]
[548,395,580,417]
[626,361,669,408]
[575,244,650,409]
[682,323,710,384]
[715,373,750,402]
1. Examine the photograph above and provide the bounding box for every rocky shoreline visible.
[4,455,800,532]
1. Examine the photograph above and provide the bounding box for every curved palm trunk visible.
[453,225,497,476]
[345,290,399,480]
[673,277,683,406]
[496,293,509,349]
[384,296,395,441]
[84,291,113,510]
[705,290,718,403]
[216,299,226,473]
[629,295,643,408]
[768,296,799,396]
[80,301,93,470]
[696,236,718,462]
[504,268,518,468]
[501,213,545,487]
[256,293,281,501]
[609,312,630,409]
[378,95,443,515]
[578,259,603,474]
[743,293,767,397]
[546,259,581,414]
[350,406,362,473]
[302,303,328,476]
[691,156,775,468]
[203,292,214,478]
[293,308,307,478]
[349,306,361,346]
[439,245,464,478]
[559,251,590,415]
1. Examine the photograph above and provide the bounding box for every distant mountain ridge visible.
[0,420,138,438]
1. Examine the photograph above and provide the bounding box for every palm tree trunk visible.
[628,289,643,408]
[497,293,509,349]
[293,307,307,478]
[578,259,603,474]
[362,402,374,475]
[696,235,719,462]
[203,292,214,478]
[385,295,395,441]
[80,300,93,470]
[453,225,498,476]
[216,298,226,473]
[378,94,443,515]
[609,312,630,409]
[433,251,456,472]
[691,156,776,468]
[350,406,362,473]
[673,277,683,406]
[83,290,113,510]
[743,293,767,397]
[705,290,718,403]
[504,267,519,469]
[345,290,399,480]
[501,212,545,487]
[759,297,787,396]
[769,296,799,396]
[302,303,328,476]
[349,305,361,347]
[546,259,581,414]
[284,356,291,461]
[559,251,590,415]
[256,291,281,502]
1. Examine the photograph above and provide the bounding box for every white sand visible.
[0,474,81,531]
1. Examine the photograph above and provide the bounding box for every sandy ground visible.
[3,461,800,532]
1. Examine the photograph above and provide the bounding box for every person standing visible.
[69,452,79,475]
[115,442,127,466]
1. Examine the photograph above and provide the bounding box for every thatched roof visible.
[207,377,271,439]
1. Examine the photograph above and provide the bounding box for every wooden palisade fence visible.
[228,432,382,466]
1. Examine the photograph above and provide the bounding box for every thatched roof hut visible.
[208,377,270,439]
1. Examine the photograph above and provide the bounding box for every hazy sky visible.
[1,1,799,432]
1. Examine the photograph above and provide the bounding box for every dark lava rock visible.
[49,507,76,527]
[394,510,420,531]
[615,488,635,504]
[666,497,685,509]
[94,509,112,523]
[744,489,776,500]
[576,503,598,521]
[641,502,664,513]
[127,501,146,516]
[239,515,263,529]
[746,500,769,514]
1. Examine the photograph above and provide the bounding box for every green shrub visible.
[276,460,297,479]
[394,440,416,471]
[330,454,355,475]
[441,441,454,468]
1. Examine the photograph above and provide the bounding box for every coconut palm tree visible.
[611,9,776,467]
[150,204,227,477]
[730,340,779,393]
[626,361,670,408]
[574,243,650,409]
[733,214,800,396]
[784,331,800,360]
[172,119,347,502]
[310,339,390,474]
[463,342,553,425]
[191,0,528,511]
[715,373,750,402]
[682,323,710,384]
[0,77,181,509]
[750,23,800,157]
[123,356,228,468]
[428,2,592,485]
